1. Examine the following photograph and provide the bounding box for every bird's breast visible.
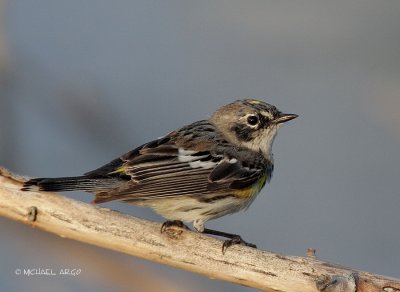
[231,174,268,199]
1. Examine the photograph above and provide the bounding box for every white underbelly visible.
[135,196,251,223]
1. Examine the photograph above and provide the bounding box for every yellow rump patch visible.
[108,166,127,175]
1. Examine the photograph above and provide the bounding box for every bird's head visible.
[209,99,297,159]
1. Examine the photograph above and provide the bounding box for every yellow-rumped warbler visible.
[22,99,297,252]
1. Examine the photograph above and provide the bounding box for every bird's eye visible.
[246,115,259,126]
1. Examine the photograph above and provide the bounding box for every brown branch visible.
[0,167,399,292]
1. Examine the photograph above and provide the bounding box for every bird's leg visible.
[160,220,190,233]
[202,228,257,254]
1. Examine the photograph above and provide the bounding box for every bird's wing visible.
[207,159,265,191]
[92,125,267,203]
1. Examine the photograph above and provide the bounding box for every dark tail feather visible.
[22,176,120,192]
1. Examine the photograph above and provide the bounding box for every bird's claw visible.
[222,235,257,254]
[160,220,189,233]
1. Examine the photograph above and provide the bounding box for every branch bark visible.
[0,167,399,292]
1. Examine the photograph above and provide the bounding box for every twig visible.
[0,167,399,292]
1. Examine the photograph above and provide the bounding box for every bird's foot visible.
[202,228,257,254]
[222,235,257,254]
[160,220,189,233]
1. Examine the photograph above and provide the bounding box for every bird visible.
[22,99,297,253]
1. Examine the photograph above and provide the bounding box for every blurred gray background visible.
[1,1,399,291]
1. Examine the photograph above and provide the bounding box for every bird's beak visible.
[273,113,298,124]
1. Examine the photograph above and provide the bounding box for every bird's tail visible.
[22,175,120,192]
